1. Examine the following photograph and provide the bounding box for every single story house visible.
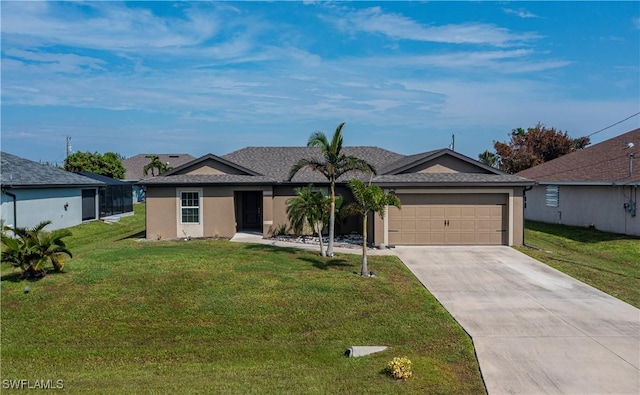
[141,146,533,246]
[122,154,195,202]
[517,128,639,236]
[1,152,104,231]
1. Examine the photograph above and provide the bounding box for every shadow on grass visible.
[1,268,66,283]
[298,256,353,270]
[526,220,640,243]
[116,230,146,241]
[241,243,300,255]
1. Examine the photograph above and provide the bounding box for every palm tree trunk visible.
[316,221,326,257]
[361,215,368,276]
[327,182,335,257]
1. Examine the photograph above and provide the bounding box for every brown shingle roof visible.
[516,128,640,183]
[122,154,196,181]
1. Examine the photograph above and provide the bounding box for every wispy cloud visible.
[1,2,220,51]
[332,6,540,46]
[503,8,540,19]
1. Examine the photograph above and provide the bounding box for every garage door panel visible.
[417,220,431,231]
[388,193,508,246]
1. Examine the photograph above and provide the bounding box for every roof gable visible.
[382,149,503,176]
[1,152,104,187]
[162,154,262,177]
[516,128,640,183]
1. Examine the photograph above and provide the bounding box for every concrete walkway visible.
[395,246,640,395]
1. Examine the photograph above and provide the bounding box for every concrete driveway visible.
[394,246,640,395]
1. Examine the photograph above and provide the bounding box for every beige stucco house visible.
[517,128,639,236]
[140,147,533,246]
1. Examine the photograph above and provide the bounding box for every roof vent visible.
[626,142,634,149]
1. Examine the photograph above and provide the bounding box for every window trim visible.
[180,191,201,224]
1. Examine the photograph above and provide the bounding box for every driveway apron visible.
[394,246,640,395]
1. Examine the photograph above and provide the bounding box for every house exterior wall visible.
[146,186,177,240]
[0,187,89,231]
[524,185,639,236]
[146,185,273,240]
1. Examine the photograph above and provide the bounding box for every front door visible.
[242,191,262,230]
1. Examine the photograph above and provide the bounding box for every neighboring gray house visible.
[1,152,104,231]
[122,154,195,202]
[517,128,639,236]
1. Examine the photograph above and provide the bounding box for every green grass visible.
[517,220,640,308]
[1,204,485,394]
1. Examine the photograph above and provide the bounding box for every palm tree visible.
[478,150,499,168]
[143,155,172,177]
[288,122,376,256]
[286,185,329,256]
[346,179,401,276]
[1,221,73,279]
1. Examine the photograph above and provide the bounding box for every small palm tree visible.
[288,122,376,257]
[346,179,401,276]
[1,221,73,279]
[286,185,330,257]
[143,155,172,177]
[478,150,499,168]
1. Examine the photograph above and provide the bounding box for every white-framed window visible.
[545,185,559,207]
[180,191,200,223]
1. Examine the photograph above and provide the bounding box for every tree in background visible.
[288,122,376,257]
[286,185,330,257]
[143,155,172,177]
[478,150,499,168]
[491,124,590,174]
[64,151,126,179]
[346,179,401,276]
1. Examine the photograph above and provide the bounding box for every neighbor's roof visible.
[516,128,640,184]
[122,153,196,180]
[1,152,104,188]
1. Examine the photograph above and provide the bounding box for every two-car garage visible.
[385,190,515,246]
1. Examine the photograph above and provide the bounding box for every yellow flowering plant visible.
[386,356,413,380]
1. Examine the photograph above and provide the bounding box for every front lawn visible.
[1,204,485,394]
[517,220,640,308]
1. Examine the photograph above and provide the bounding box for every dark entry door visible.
[81,189,96,221]
[242,191,262,229]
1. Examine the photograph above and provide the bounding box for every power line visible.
[587,112,640,137]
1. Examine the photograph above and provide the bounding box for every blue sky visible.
[2,1,639,165]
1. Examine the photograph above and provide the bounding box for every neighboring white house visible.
[517,128,639,236]
[1,152,104,231]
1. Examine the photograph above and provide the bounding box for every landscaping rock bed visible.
[271,234,365,249]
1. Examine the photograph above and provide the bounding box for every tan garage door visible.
[388,194,507,245]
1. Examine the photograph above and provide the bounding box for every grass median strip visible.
[1,205,485,394]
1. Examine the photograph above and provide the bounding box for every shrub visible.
[1,221,72,279]
[386,356,413,381]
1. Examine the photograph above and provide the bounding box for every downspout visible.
[522,185,539,249]
[1,188,17,228]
